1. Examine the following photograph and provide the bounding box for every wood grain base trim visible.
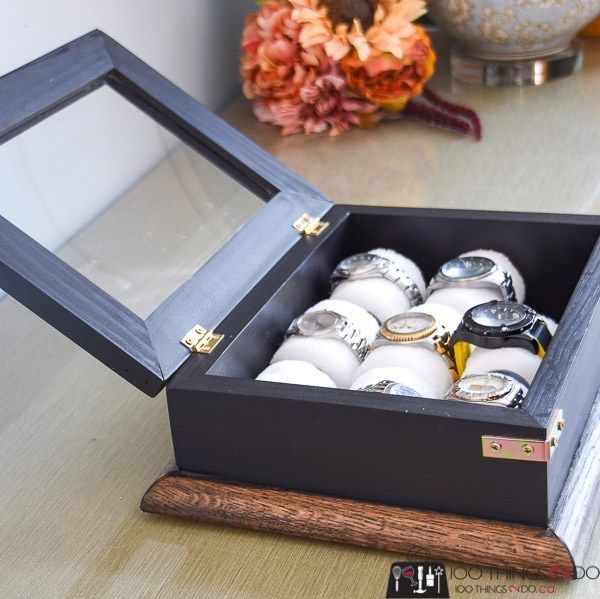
[141,468,574,579]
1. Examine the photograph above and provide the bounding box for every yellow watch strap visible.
[453,341,472,377]
[535,339,546,358]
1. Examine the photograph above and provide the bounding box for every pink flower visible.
[253,62,377,136]
[336,0,427,62]
[241,1,377,136]
[290,0,332,48]
[324,23,352,61]
[241,1,327,101]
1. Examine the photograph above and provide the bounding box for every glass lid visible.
[1,85,264,319]
[0,31,331,396]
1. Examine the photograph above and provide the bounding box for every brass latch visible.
[482,409,565,462]
[293,213,329,237]
[181,325,224,355]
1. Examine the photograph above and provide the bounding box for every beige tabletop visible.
[1,38,600,599]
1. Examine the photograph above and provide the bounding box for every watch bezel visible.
[463,301,536,337]
[438,256,497,282]
[381,312,438,342]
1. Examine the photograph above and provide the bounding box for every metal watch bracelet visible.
[337,319,370,360]
[287,315,369,361]
[386,263,423,306]
[428,266,516,302]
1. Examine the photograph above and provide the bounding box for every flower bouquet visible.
[241,0,481,138]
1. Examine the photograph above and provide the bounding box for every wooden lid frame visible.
[0,30,331,396]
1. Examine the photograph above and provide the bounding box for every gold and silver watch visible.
[371,312,458,380]
[286,310,369,360]
[444,370,529,408]
[331,253,423,307]
[428,256,517,302]
[358,380,422,397]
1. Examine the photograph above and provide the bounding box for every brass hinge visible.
[482,409,565,462]
[293,213,329,237]
[181,325,224,355]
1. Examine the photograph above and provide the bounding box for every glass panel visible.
[0,85,264,318]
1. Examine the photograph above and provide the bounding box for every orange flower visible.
[341,25,435,111]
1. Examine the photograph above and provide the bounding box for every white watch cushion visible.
[353,345,453,398]
[350,366,435,398]
[331,278,412,323]
[460,248,526,303]
[371,248,428,300]
[271,337,359,388]
[305,298,380,342]
[463,347,541,385]
[257,360,337,388]
[538,312,558,336]
[409,302,463,333]
[427,288,500,316]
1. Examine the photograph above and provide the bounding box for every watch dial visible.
[386,312,435,335]
[297,311,340,336]
[471,301,528,329]
[456,373,512,401]
[339,253,378,275]
[440,256,495,281]
[384,382,422,397]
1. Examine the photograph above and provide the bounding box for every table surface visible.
[1,38,600,599]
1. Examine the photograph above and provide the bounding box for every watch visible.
[358,380,422,397]
[444,370,529,407]
[286,310,370,360]
[371,312,458,380]
[428,256,517,302]
[331,253,423,307]
[450,300,553,375]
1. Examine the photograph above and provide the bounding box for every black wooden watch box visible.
[1,31,599,577]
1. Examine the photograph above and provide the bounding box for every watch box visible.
[1,31,599,578]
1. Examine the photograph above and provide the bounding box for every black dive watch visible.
[450,300,553,375]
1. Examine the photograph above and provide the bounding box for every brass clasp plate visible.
[482,409,565,462]
[293,213,329,237]
[181,325,224,355]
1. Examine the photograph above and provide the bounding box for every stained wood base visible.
[141,400,599,580]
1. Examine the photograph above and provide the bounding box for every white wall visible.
[0,0,256,109]
[0,0,256,258]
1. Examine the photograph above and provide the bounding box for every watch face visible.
[296,311,341,336]
[452,373,513,403]
[360,381,422,397]
[338,253,380,276]
[386,312,436,336]
[440,256,496,281]
[384,382,422,397]
[470,301,529,330]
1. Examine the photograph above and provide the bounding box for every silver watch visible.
[428,256,517,302]
[331,253,423,307]
[358,380,422,397]
[444,370,529,407]
[286,310,369,360]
